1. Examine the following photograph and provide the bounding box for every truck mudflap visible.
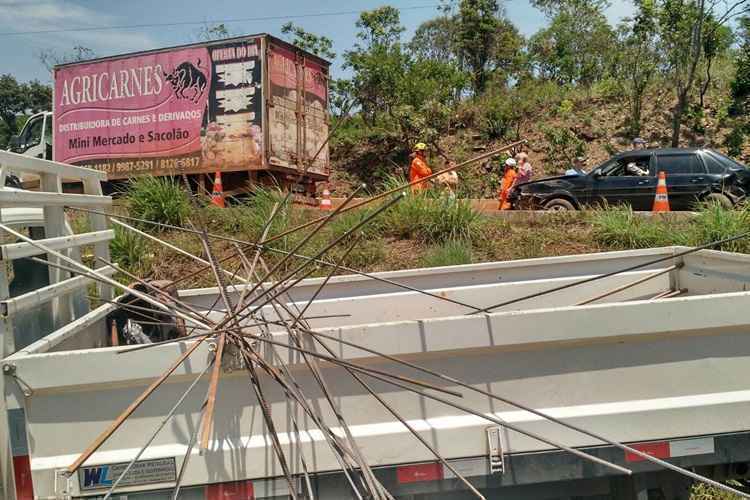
[8,409,33,500]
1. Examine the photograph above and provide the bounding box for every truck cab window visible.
[21,118,43,149]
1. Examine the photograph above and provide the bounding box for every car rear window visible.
[656,154,706,174]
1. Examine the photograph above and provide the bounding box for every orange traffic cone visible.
[320,186,332,211]
[211,171,225,208]
[653,171,670,212]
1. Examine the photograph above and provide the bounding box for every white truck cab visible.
[7,112,52,161]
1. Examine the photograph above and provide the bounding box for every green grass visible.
[690,480,746,499]
[110,224,150,274]
[590,205,689,249]
[126,176,191,229]
[689,202,750,253]
[420,239,474,267]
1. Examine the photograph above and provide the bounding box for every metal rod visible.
[234,185,364,314]
[103,358,213,499]
[309,329,486,500]
[234,194,406,324]
[171,399,207,500]
[576,265,680,306]
[472,231,750,315]
[352,365,632,476]
[651,288,687,300]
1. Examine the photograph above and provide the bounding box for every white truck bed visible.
[5,247,750,498]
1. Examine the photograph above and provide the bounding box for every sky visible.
[0,0,636,84]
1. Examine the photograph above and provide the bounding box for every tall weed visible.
[689,203,750,253]
[590,205,687,248]
[127,176,191,229]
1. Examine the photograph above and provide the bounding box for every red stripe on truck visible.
[625,441,671,462]
[206,480,255,499]
[397,463,444,483]
[12,455,33,500]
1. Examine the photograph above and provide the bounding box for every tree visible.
[699,17,733,107]
[281,22,336,59]
[731,17,750,115]
[0,75,51,147]
[529,0,614,88]
[409,16,459,62]
[354,6,405,49]
[456,0,503,94]
[614,0,661,136]
[38,46,95,72]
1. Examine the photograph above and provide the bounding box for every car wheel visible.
[704,193,733,209]
[544,198,576,211]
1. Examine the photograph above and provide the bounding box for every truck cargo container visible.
[7,35,331,197]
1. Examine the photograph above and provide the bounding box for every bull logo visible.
[164,60,208,104]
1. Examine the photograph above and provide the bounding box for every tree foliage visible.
[0,75,51,148]
[281,22,336,60]
[38,46,96,72]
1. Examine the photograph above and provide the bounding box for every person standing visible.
[515,152,533,184]
[410,142,432,192]
[498,157,518,210]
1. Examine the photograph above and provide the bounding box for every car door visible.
[591,153,656,210]
[654,153,711,210]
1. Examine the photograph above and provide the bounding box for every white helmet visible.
[505,158,517,167]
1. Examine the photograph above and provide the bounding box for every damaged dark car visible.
[509,148,750,211]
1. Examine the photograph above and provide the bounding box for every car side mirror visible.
[592,170,602,179]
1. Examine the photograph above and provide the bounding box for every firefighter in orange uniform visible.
[498,157,518,210]
[410,142,432,192]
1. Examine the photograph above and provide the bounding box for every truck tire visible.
[704,193,733,209]
[544,198,576,211]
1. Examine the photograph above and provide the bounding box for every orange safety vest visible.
[410,155,432,191]
[498,168,517,210]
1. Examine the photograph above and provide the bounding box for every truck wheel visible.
[544,198,576,211]
[704,193,733,209]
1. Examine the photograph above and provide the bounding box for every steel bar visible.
[472,231,750,314]
[259,141,526,245]
[240,330,463,397]
[234,194,405,324]
[66,328,209,473]
[234,185,364,314]
[268,303,384,498]
[247,341,369,499]
[171,399,207,500]
[71,207,483,312]
[300,327,750,498]
[353,365,632,476]
[240,349,300,499]
[309,330,486,500]
[651,288,687,300]
[103,358,213,499]
[576,265,680,306]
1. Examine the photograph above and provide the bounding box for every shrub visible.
[380,179,485,243]
[690,480,746,499]
[420,239,473,268]
[127,176,191,229]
